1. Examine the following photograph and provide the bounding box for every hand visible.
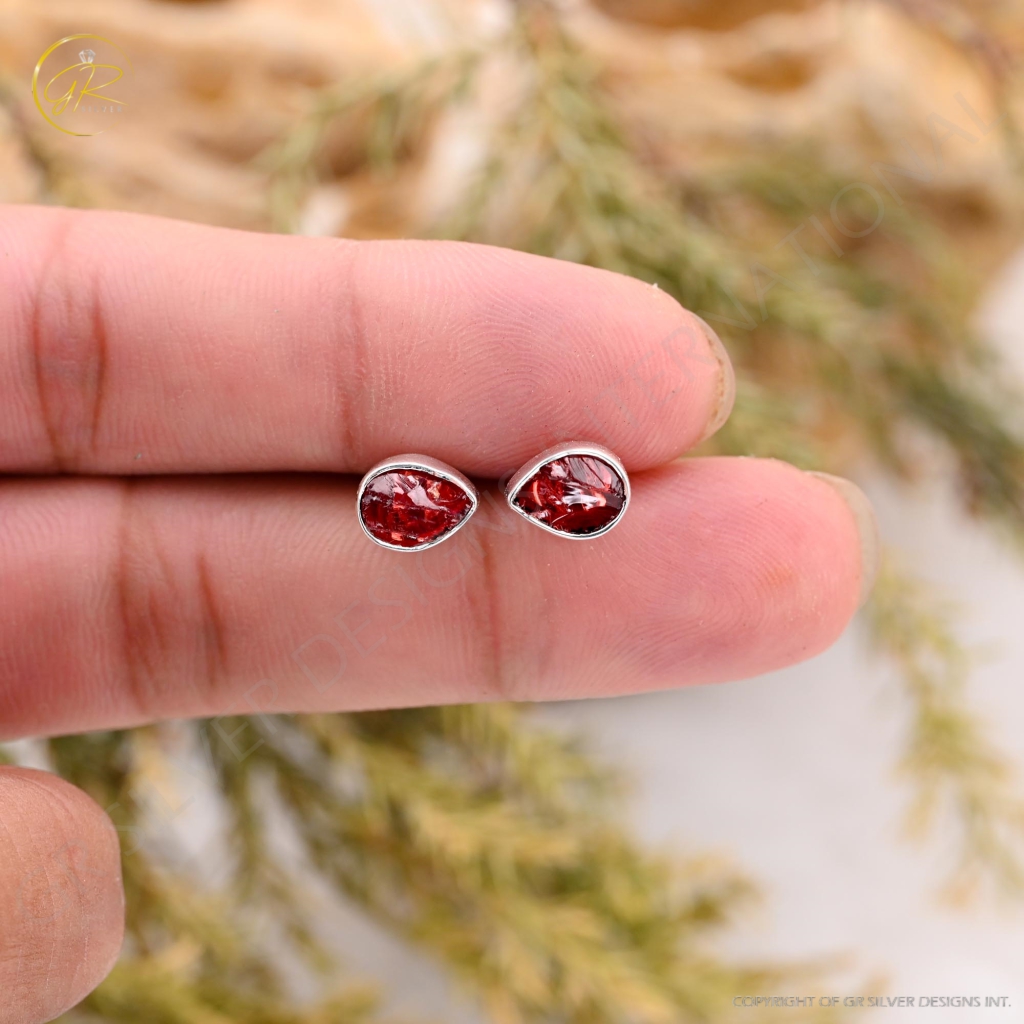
[0,205,876,1023]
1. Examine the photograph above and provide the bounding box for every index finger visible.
[0,205,732,477]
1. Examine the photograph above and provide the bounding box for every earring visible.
[357,454,478,551]
[505,441,629,539]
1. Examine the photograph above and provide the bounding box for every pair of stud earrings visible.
[356,441,630,551]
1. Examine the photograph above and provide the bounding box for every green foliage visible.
[262,48,482,231]
[867,558,1024,901]
[40,709,844,1024]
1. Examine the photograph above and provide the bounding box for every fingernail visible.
[808,472,880,606]
[695,317,735,444]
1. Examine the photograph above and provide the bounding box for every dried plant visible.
[39,709,844,1024]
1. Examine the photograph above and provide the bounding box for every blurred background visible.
[5,0,1024,1021]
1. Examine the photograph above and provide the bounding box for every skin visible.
[0,205,877,1023]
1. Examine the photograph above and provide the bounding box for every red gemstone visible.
[360,470,473,548]
[512,454,626,535]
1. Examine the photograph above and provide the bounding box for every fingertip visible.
[0,767,124,1024]
[806,471,881,607]
[693,316,735,445]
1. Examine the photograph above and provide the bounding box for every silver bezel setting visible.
[356,453,479,552]
[503,441,630,540]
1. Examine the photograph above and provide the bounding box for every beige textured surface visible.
[1,0,1019,244]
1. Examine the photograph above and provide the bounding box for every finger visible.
[0,458,875,740]
[0,767,124,1024]
[0,205,731,477]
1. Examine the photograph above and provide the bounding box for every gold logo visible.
[32,34,133,136]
